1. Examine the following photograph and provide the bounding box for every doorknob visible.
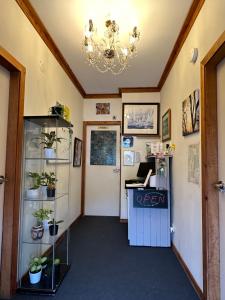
[0,176,8,185]
[214,181,225,192]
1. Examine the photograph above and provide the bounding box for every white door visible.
[0,65,10,266]
[85,125,120,216]
[217,57,225,300]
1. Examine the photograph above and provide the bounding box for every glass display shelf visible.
[22,226,67,246]
[25,157,70,161]
[24,115,73,128]
[23,193,68,202]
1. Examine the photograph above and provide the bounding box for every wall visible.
[160,0,225,289]
[0,66,10,266]
[121,92,160,219]
[0,0,83,228]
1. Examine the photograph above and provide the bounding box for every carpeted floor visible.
[14,216,199,300]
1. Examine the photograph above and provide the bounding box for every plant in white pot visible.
[27,172,42,199]
[29,257,43,284]
[39,131,63,159]
[32,208,53,231]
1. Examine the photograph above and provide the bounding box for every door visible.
[217,57,225,300]
[0,65,10,266]
[85,125,120,216]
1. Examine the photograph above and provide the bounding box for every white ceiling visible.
[30,0,193,94]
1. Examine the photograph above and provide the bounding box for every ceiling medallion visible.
[83,17,140,75]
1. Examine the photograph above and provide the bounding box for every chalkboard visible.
[133,189,168,209]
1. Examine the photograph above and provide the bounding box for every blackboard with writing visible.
[133,189,168,209]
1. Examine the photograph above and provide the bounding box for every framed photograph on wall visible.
[73,137,82,167]
[123,150,135,166]
[162,109,171,142]
[122,103,160,136]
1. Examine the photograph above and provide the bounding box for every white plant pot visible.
[29,269,42,284]
[44,148,55,159]
[27,188,40,199]
[40,185,47,197]
[42,219,49,230]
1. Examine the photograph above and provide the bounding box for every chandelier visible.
[83,17,140,75]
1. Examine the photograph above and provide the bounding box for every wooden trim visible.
[0,47,25,298]
[15,0,85,97]
[81,121,121,216]
[172,244,204,300]
[119,87,160,94]
[119,219,128,224]
[158,0,205,89]
[84,93,121,99]
[200,31,225,300]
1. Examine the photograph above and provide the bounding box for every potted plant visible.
[29,256,44,284]
[39,131,63,158]
[27,172,42,199]
[48,219,64,236]
[45,172,57,198]
[32,208,53,230]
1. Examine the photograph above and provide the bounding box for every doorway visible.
[81,121,121,216]
[201,30,225,300]
[0,47,25,298]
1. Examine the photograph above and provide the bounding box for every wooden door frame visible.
[81,121,121,216]
[0,47,25,298]
[201,30,225,300]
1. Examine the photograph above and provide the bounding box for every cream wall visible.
[160,0,225,289]
[0,1,83,226]
[121,92,160,219]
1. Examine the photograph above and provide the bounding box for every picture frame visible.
[122,103,160,136]
[162,109,171,142]
[73,137,82,167]
[123,150,135,166]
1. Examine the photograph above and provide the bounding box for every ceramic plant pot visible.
[42,219,49,230]
[49,224,59,236]
[44,148,55,159]
[40,185,47,197]
[47,188,55,198]
[27,188,40,199]
[31,225,44,240]
[29,269,42,284]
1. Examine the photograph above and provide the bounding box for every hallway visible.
[14,217,199,300]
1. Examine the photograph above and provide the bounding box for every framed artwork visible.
[162,109,171,142]
[188,143,200,184]
[96,103,110,115]
[123,136,134,148]
[123,150,135,166]
[122,103,160,136]
[73,137,82,167]
[182,89,200,136]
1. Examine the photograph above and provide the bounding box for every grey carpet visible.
[14,216,199,300]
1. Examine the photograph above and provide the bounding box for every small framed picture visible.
[123,136,134,148]
[73,138,82,167]
[123,150,134,166]
[162,109,171,142]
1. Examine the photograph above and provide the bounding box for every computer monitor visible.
[137,160,155,178]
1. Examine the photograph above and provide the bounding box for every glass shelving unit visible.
[17,115,73,295]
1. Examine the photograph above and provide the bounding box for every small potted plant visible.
[27,172,41,199]
[32,208,53,230]
[39,131,63,158]
[44,172,57,198]
[29,256,43,284]
[48,219,64,236]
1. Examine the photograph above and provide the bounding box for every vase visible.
[31,225,44,240]
[44,148,55,159]
[27,188,40,199]
[29,269,42,284]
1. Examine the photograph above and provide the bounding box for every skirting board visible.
[120,219,128,223]
[171,243,204,300]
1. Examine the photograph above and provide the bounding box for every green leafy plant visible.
[32,208,53,224]
[28,172,42,189]
[29,256,46,274]
[40,131,63,149]
[43,172,57,190]
[48,218,64,225]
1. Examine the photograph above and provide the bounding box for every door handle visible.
[0,175,8,185]
[214,181,225,192]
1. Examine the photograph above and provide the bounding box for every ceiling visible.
[29,0,193,94]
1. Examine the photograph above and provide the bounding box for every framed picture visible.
[122,136,134,148]
[182,89,200,136]
[122,103,160,136]
[96,103,110,115]
[73,138,82,167]
[162,109,171,142]
[123,150,134,166]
